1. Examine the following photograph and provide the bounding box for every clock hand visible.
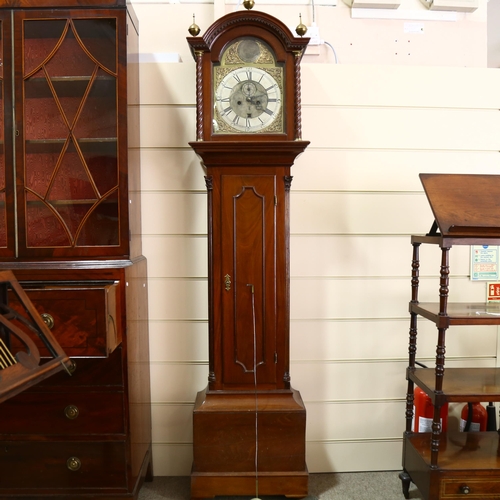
[247,94,267,110]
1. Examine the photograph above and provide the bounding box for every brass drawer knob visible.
[41,312,54,329]
[64,405,79,420]
[66,456,81,471]
[460,485,470,495]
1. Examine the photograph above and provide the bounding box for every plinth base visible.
[191,471,308,499]
[191,387,308,499]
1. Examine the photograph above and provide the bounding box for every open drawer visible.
[8,281,121,358]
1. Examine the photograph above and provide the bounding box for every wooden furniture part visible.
[187,9,309,500]
[400,173,500,500]
[0,2,152,499]
[0,269,74,404]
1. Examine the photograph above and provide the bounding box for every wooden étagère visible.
[400,174,500,499]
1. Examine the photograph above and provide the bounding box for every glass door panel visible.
[0,18,5,248]
[22,17,119,250]
[0,12,14,258]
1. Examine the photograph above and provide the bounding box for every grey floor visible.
[138,472,425,500]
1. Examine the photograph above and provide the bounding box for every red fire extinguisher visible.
[413,386,449,433]
[460,402,487,432]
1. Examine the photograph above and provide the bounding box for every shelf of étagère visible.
[411,233,500,247]
[404,432,500,499]
[408,368,500,404]
[407,432,500,471]
[410,302,500,327]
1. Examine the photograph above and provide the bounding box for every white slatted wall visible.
[131,2,500,476]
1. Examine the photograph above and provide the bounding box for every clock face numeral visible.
[214,66,282,133]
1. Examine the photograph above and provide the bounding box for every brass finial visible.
[243,0,255,9]
[188,14,200,36]
[296,14,307,37]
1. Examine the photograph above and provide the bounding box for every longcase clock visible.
[187,7,309,499]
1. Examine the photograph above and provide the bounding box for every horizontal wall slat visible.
[306,440,403,473]
[139,106,500,151]
[290,320,498,361]
[140,107,196,148]
[291,192,432,235]
[149,321,208,362]
[142,193,206,235]
[141,192,434,235]
[301,65,500,109]
[150,358,495,405]
[292,149,500,192]
[150,364,208,402]
[152,404,193,443]
[143,236,208,277]
[292,359,494,402]
[291,277,488,320]
[302,107,500,151]
[139,148,500,194]
[140,149,206,192]
[142,234,474,278]
[137,63,500,110]
[306,401,404,441]
[147,276,489,321]
[147,318,498,363]
[148,279,207,320]
[291,235,471,277]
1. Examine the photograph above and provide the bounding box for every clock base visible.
[191,387,308,499]
[191,470,308,499]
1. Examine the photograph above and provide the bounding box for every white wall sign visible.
[470,245,499,281]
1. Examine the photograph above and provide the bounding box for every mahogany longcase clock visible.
[187,8,309,499]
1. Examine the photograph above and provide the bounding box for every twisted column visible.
[195,50,204,141]
[294,52,302,140]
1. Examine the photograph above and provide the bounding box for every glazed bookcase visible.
[0,1,152,499]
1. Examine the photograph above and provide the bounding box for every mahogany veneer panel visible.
[0,391,125,435]
[35,346,124,389]
[7,283,120,357]
[0,441,127,489]
[192,388,307,497]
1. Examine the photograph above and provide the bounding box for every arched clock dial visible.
[215,67,282,133]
